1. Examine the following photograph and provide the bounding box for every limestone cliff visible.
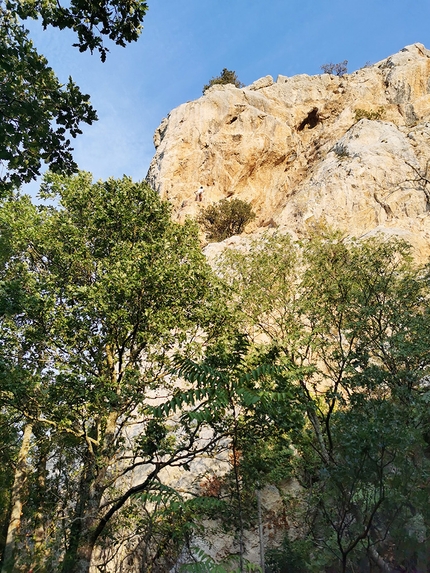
[147,43,430,258]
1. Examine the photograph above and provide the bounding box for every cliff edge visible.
[147,43,430,258]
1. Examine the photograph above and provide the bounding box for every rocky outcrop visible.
[141,46,430,569]
[146,43,430,257]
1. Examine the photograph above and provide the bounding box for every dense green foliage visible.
[1,173,430,572]
[217,230,430,573]
[203,68,244,93]
[197,198,255,242]
[0,0,147,195]
[0,174,224,573]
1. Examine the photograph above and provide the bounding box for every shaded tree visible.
[166,336,303,573]
[218,230,430,572]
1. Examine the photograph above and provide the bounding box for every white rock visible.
[146,43,430,258]
[247,75,274,90]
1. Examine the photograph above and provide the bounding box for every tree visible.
[0,0,148,195]
[218,230,430,572]
[11,0,148,60]
[168,336,303,573]
[197,198,255,242]
[304,397,429,573]
[320,60,348,76]
[0,12,97,195]
[203,68,244,93]
[0,173,225,573]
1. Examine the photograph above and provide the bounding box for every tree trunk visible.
[61,410,119,573]
[66,543,94,573]
[368,546,395,573]
[256,489,265,572]
[1,423,32,573]
[61,456,99,573]
[31,430,49,571]
[231,439,244,573]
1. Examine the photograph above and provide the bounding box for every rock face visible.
[142,46,430,569]
[146,43,430,258]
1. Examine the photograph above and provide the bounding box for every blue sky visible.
[25,0,430,191]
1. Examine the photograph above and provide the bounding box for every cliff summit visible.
[147,43,430,258]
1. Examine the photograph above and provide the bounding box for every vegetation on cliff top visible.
[203,68,245,93]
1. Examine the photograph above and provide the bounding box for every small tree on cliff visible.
[197,198,255,242]
[203,68,244,93]
[320,60,348,76]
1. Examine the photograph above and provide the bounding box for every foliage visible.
[203,68,244,93]
[10,0,148,60]
[180,547,261,573]
[163,337,304,572]
[218,230,430,572]
[0,11,97,195]
[197,198,255,242]
[96,485,216,572]
[2,190,430,573]
[217,232,300,344]
[320,60,348,76]
[265,536,311,573]
[354,106,385,121]
[306,397,429,571]
[0,173,224,573]
[0,0,148,195]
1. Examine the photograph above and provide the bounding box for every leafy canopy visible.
[0,11,97,195]
[9,0,148,60]
[0,173,225,572]
[0,0,148,195]
[217,230,430,572]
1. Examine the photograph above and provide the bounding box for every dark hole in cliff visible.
[228,116,238,124]
[297,107,320,131]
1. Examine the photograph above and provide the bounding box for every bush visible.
[203,68,244,93]
[354,106,385,121]
[265,537,311,573]
[197,198,255,242]
[321,60,348,76]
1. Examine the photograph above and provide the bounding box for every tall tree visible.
[0,173,224,573]
[218,230,430,572]
[168,336,303,573]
